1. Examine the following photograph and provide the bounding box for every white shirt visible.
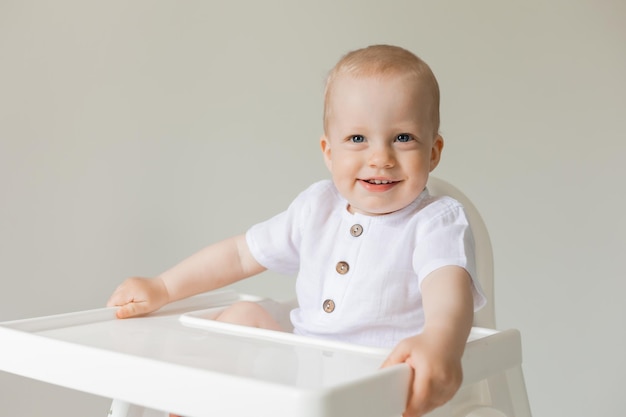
[246,180,485,348]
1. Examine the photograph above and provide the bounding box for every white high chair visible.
[0,177,531,417]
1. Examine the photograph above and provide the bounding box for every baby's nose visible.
[367,145,395,168]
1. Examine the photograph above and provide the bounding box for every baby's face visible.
[321,74,442,216]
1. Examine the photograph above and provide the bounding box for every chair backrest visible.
[426,176,496,328]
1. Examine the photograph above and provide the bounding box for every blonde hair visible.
[323,45,440,136]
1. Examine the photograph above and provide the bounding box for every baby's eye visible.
[350,135,365,143]
[395,133,413,143]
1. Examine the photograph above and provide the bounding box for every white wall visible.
[1,1,624,416]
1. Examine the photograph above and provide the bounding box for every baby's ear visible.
[320,135,333,171]
[429,134,444,172]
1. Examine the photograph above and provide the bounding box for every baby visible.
[108,44,485,417]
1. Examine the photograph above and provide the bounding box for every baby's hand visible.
[381,333,463,417]
[107,277,170,319]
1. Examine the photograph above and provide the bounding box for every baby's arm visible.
[381,265,474,417]
[107,234,266,318]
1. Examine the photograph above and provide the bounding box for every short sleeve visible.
[413,197,486,311]
[245,186,313,276]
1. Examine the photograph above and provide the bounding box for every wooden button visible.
[350,224,363,237]
[335,261,349,275]
[323,299,335,313]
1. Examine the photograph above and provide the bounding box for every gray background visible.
[1,1,625,416]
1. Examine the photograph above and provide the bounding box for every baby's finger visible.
[106,290,130,308]
[405,370,454,417]
[115,301,148,319]
[403,378,431,417]
[107,277,150,308]
[380,341,410,368]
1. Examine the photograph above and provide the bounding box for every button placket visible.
[322,218,367,315]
